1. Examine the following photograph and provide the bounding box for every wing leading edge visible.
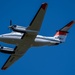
[1,3,48,70]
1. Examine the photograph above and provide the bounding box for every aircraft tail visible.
[54,21,75,42]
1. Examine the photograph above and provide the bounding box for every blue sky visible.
[0,0,75,75]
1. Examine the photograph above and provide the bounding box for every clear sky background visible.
[0,0,75,75]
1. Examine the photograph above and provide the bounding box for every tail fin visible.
[54,21,75,42]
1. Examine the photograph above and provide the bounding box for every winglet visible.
[41,3,47,10]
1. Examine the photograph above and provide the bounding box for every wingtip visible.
[41,3,48,10]
[1,67,8,70]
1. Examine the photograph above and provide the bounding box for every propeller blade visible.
[10,20,12,26]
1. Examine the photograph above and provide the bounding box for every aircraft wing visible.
[1,34,34,70]
[1,3,48,70]
[27,3,48,31]
[1,32,38,70]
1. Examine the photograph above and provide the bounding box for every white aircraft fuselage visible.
[0,32,60,46]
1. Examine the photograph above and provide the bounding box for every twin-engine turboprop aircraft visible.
[0,3,74,70]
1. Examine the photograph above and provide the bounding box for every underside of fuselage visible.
[0,37,59,47]
[32,42,58,46]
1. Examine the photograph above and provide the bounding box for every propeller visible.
[9,20,13,29]
[9,20,16,29]
[10,20,12,26]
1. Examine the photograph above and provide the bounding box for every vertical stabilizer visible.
[54,21,75,42]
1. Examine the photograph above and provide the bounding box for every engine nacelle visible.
[9,25,38,34]
[9,25,27,33]
[0,46,14,54]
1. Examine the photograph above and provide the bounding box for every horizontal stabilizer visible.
[59,20,75,32]
[54,21,75,42]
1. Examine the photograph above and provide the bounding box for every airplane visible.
[0,2,74,70]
